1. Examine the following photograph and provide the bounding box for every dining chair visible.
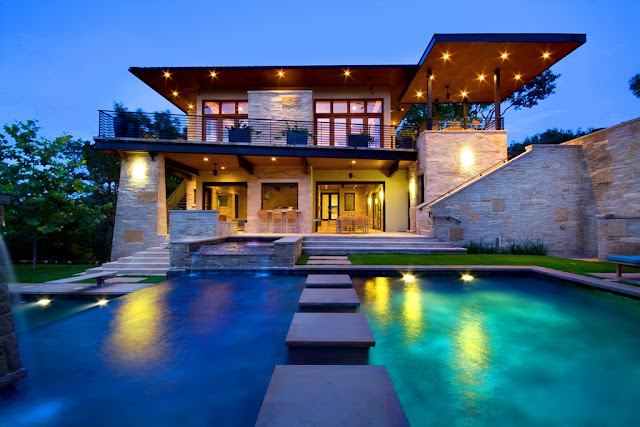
[258,210,269,233]
[272,210,284,233]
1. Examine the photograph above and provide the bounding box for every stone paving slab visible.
[7,278,158,296]
[307,260,352,265]
[308,256,349,260]
[299,288,360,308]
[285,313,374,347]
[305,274,352,288]
[256,365,409,426]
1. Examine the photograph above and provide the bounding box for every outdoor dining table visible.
[336,217,369,234]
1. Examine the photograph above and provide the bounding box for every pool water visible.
[0,274,305,426]
[352,274,640,426]
[1,273,639,426]
[10,295,114,333]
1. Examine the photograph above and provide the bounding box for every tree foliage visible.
[507,127,594,159]
[630,73,640,99]
[0,121,96,268]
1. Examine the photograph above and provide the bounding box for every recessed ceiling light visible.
[163,71,171,78]
[478,74,485,81]
[442,53,450,60]
[277,70,285,77]
[221,166,225,170]
[514,74,522,80]
[188,104,194,109]
[461,91,468,97]
[416,91,423,98]
[501,52,508,59]
[203,157,209,161]
[344,70,350,77]
[172,91,178,97]
[271,157,276,161]
[542,52,550,59]
[210,71,217,78]
[351,160,356,164]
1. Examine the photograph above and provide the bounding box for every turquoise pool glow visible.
[1,273,639,426]
[352,274,640,425]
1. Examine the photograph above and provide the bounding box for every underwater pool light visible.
[403,274,415,282]
[97,299,108,306]
[461,274,474,281]
[37,299,51,306]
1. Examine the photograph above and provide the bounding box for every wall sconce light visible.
[132,159,146,180]
[460,149,474,168]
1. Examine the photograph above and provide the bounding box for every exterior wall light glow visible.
[409,180,416,198]
[461,149,474,168]
[132,159,147,180]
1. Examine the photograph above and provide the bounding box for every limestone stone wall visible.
[563,117,640,259]
[429,145,598,256]
[169,210,219,242]
[248,90,313,122]
[420,131,508,203]
[273,236,303,267]
[111,153,168,261]
[0,269,26,389]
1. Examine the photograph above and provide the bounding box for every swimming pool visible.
[352,274,640,425]
[1,273,639,426]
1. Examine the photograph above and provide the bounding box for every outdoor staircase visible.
[85,246,170,276]
[302,234,466,255]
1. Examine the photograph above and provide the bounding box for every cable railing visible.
[98,110,419,149]
[418,117,505,133]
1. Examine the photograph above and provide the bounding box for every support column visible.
[434,100,440,130]
[494,68,502,130]
[462,97,468,129]
[110,152,168,261]
[426,69,433,129]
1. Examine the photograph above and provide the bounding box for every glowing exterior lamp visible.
[461,149,474,168]
[409,180,416,198]
[132,159,146,180]
[461,274,474,281]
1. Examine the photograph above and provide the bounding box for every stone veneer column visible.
[0,266,27,389]
[111,152,168,261]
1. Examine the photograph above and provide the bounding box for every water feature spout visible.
[0,235,27,389]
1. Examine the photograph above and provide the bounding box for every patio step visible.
[302,235,466,255]
[84,246,170,276]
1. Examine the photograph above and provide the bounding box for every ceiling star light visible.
[442,52,450,60]
[344,69,351,77]
[188,104,194,109]
[277,70,285,77]
[416,91,423,98]
[203,157,209,161]
[429,74,435,80]
[172,91,178,97]
[500,52,508,59]
[210,71,217,78]
[461,91,468,98]
[478,74,485,81]
[221,166,225,170]
[514,74,522,80]
[542,52,551,59]
[351,160,356,164]
[163,71,171,78]
[271,157,277,161]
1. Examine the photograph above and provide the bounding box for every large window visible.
[315,100,383,147]
[261,183,298,210]
[202,101,248,142]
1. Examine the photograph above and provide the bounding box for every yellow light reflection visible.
[401,282,424,343]
[105,286,169,368]
[462,274,474,281]
[450,305,492,419]
[364,277,391,326]
[37,299,51,306]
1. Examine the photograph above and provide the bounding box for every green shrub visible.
[463,239,548,255]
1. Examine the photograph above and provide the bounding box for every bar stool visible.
[272,210,284,233]
[258,210,269,233]
[286,210,299,233]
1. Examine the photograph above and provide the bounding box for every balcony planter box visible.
[229,128,251,143]
[113,117,127,137]
[286,131,308,145]
[347,134,369,147]
[127,122,142,138]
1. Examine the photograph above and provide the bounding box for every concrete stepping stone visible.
[308,256,349,260]
[256,365,409,426]
[305,274,352,288]
[307,260,352,265]
[299,288,360,309]
[285,313,374,347]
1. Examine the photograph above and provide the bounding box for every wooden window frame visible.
[314,99,384,147]
[202,100,249,142]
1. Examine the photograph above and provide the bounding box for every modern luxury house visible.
[95,33,593,261]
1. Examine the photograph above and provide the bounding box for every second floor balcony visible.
[98,110,419,150]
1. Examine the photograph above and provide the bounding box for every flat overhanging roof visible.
[129,33,585,124]
[398,33,586,107]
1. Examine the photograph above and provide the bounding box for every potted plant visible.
[281,123,312,145]
[227,123,254,143]
[347,131,374,147]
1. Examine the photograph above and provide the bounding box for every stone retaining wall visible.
[0,269,26,389]
[429,145,598,256]
[273,236,303,267]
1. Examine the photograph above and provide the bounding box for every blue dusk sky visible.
[1,0,639,145]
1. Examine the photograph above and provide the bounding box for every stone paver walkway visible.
[7,277,159,296]
[307,255,352,266]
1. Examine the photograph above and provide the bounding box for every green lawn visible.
[10,264,167,284]
[296,254,636,280]
[11,264,95,283]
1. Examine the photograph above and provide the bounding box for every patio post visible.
[494,68,502,130]
[462,97,468,129]
[426,69,433,129]
[434,100,440,130]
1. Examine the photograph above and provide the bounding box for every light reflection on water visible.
[105,284,171,369]
[402,282,425,343]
